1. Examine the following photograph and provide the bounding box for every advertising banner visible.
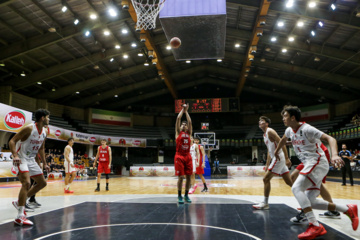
[227,166,266,177]
[129,166,154,176]
[0,162,16,178]
[153,166,175,177]
[0,103,33,133]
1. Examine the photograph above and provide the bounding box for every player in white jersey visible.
[189,136,200,194]
[274,105,358,240]
[64,138,76,193]
[9,109,50,226]
[253,116,292,210]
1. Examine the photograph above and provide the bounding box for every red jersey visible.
[176,131,190,155]
[98,146,110,162]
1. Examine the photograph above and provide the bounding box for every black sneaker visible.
[106,186,109,191]
[94,188,100,192]
[28,199,41,208]
[290,210,307,224]
[201,188,208,192]
[319,210,341,219]
[25,203,35,212]
[342,184,346,186]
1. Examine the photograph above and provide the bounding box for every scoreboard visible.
[175,98,239,113]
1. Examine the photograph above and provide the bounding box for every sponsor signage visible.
[0,103,33,133]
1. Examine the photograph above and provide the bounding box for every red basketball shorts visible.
[296,163,326,183]
[174,153,193,176]
[196,159,204,175]
[98,161,111,174]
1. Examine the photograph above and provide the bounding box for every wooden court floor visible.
[1,176,359,200]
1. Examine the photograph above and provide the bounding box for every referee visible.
[339,144,354,186]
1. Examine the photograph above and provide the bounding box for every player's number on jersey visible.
[184,139,188,144]
[32,146,40,151]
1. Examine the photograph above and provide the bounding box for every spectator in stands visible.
[0,153,4,161]
[50,161,58,172]
[339,144,354,186]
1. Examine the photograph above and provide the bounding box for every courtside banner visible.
[301,103,329,122]
[227,166,266,177]
[0,103,32,133]
[100,136,146,148]
[129,166,153,176]
[0,162,16,178]
[92,109,132,127]
[153,166,175,177]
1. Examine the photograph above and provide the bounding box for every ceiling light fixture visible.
[318,21,324,27]
[108,8,118,17]
[131,43,137,47]
[144,61,149,66]
[186,60,191,63]
[308,2,316,8]
[311,30,316,36]
[166,45,171,50]
[288,36,295,42]
[285,0,294,8]
[20,71,26,77]
[114,95,118,97]
[104,30,110,36]
[217,59,222,62]
[282,48,287,53]
[85,30,90,37]
[37,82,42,85]
[76,91,80,94]
[138,51,144,57]
[110,58,114,62]
[270,37,277,42]
[90,14,97,20]
[61,6,67,12]
[330,4,336,10]
[123,54,128,59]
[235,43,240,48]
[297,21,304,27]
[277,21,284,27]
[115,45,120,49]
[74,19,79,25]
[52,87,56,92]
[121,29,128,34]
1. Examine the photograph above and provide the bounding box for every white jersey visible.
[64,145,74,163]
[16,123,47,161]
[263,128,284,159]
[190,144,197,161]
[285,122,327,164]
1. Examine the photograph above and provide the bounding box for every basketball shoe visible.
[12,201,28,215]
[252,202,269,210]
[184,195,192,203]
[178,196,184,204]
[298,223,327,240]
[14,215,33,226]
[290,210,308,224]
[319,210,341,219]
[94,187,100,192]
[344,204,359,231]
[201,187,208,192]
[188,188,194,194]
[64,188,74,193]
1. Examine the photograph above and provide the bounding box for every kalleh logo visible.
[4,110,26,130]
[55,130,61,137]
[90,137,96,143]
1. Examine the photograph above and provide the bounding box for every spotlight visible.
[288,37,295,42]
[131,43,137,47]
[270,37,277,42]
[138,51,144,57]
[37,82,42,85]
[140,33,146,42]
[110,58,114,62]
[74,19,79,25]
[121,29,128,34]
[108,8,118,17]
[259,17,266,26]
[114,95,118,97]
[308,2,316,8]
[282,48,287,53]
[85,31,90,37]
[123,54,129,59]
[311,30,316,36]
[297,21,304,27]
[144,61,149,66]
[121,0,129,10]
[217,59,222,62]
[250,46,257,54]
[331,4,336,10]
[285,0,294,8]
[76,91,80,94]
[61,6,67,12]
[52,87,56,92]
[166,45,171,50]
[90,14,97,20]
[115,45,121,49]
[148,50,154,59]
[235,43,240,48]
[318,21,324,27]
[20,71,26,77]
[104,30,110,36]
[277,21,284,27]
[256,29,263,37]
[186,60,191,63]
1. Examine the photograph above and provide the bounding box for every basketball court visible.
[0,0,360,239]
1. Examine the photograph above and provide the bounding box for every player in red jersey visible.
[94,138,112,192]
[175,104,193,204]
[194,138,208,192]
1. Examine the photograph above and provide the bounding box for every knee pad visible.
[105,174,109,179]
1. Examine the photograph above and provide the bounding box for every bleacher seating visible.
[33,115,77,131]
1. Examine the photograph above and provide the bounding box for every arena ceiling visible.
[0,0,359,111]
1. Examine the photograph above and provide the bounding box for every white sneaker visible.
[252,202,269,210]
[189,188,194,194]
[14,215,33,226]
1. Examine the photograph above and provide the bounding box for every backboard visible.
[194,132,216,145]
[204,139,220,150]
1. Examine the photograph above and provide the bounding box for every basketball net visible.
[131,0,166,30]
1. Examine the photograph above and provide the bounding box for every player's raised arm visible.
[184,104,192,136]
[320,133,344,167]
[175,106,185,138]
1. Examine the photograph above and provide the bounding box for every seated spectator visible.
[50,161,58,172]
[0,153,4,161]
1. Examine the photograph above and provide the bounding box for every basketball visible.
[170,37,181,49]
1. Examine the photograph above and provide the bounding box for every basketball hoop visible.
[131,0,166,30]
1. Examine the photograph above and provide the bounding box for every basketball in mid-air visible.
[170,37,181,49]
